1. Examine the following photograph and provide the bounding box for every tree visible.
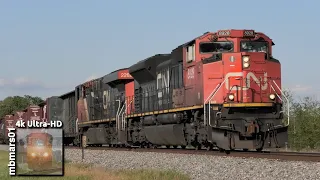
[23,95,44,105]
[284,91,320,150]
[0,95,45,118]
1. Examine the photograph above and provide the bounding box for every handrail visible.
[203,78,227,126]
[121,99,133,131]
[115,100,121,131]
[119,98,133,130]
[75,118,79,133]
[272,80,290,126]
[118,101,126,130]
[208,79,226,127]
[203,84,220,126]
[121,111,125,131]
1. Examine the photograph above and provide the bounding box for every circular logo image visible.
[230,56,235,62]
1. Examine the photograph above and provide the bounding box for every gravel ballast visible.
[65,149,320,180]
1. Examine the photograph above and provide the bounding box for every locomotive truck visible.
[0,29,289,152]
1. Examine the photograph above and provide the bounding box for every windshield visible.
[240,41,268,53]
[200,42,233,53]
[30,138,45,146]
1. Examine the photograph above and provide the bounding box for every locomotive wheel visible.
[256,148,263,152]
[218,148,231,154]
[166,145,170,149]
[172,146,177,149]
[181,146,186,149]
[144,144,150,148]
[206,144,213,151]
[73,141,79,147]
[195,145,201,150]
[243,148,248,152]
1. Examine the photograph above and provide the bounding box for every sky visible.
[0,0,319,100]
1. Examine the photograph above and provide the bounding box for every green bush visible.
[284,91,320,151]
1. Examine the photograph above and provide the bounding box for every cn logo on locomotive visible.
[224,72,268,91]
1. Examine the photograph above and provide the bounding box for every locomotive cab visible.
[184,29,288,151]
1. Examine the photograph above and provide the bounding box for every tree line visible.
[0,95,44,119]
[284,91,320,151]
[0,93,319,150]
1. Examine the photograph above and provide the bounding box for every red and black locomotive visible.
[1,29,289,152]
[76,29,288,152]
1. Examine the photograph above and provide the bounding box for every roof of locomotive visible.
[129,54,170,74]
[157,59,173,71]
[180,30,275,47]
[59,90,75,99]
[102,67,132,84]
[128,54,171,84]
[109,68,128,74]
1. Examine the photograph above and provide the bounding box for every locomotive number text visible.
[120,73,131,78]
[187,67,194,79]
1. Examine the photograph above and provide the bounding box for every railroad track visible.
[65,146,320,162]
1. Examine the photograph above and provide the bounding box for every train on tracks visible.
[0,29,289,152]
[26,131,53,170]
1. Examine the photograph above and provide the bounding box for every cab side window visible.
[186,44,195,63]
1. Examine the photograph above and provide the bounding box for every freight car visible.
[0,114,14,144]
[0,96,73,145]
[57,91,78,146]
[76,29,289,152]
[0,104,42,144]
[0,118,6,144]
[40,96,77,146]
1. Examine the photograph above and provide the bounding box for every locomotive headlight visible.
[228,94,234,100]
[269,94,276,100]
[243,62,250,68]
[43,152,48,157]
[31,153,36,157]
[242,56,250,68]
[242,56,250,62]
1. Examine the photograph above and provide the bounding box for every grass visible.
[0,150,190,180]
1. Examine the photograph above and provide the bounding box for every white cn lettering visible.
[103,90,110,109]
[225,72,268,91]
